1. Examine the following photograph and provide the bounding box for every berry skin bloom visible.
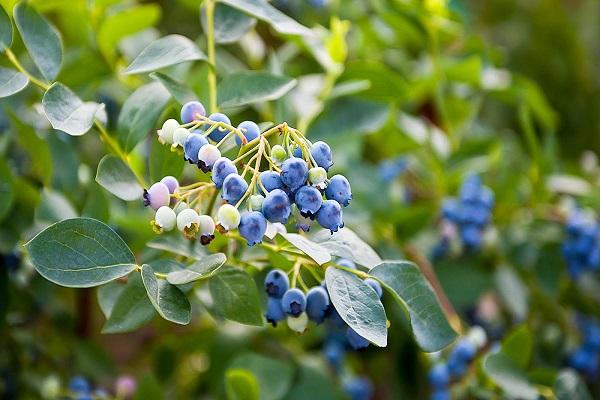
[325,174,352,207]
[207,113,231,142]
[160,176,179,194]
[317,200,344,233]
[428,363,450,389]
[212,157,237,189]
[197,144,221,172]
[264,269,289,298]
[431,389,451,400]
[259,171,284,193]
[281,288,306,317]
[364,278,383,299]
[293,146,303,158]
[265,297,286,326]
[239,211,267,246]
[221,174,248,204]
[172,127,190,148]
[197,215,216,245]
[310,141,333,171]
[262,189,291,223]
[183,133,208,164]
[323,340,345,372]
[346,327,370,350]
[305,286,330,323]
[281,157,309,190]
[154,206,176,232]
[158,119,179,144]
[144,182,171,210]
[180,101,206,124]
[217,204,241,231]
[236,120,260,145]
[295,185,323,218]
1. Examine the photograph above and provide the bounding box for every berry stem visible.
[5,48,50,90]
[205,0,218,114]
[235,138,266,208]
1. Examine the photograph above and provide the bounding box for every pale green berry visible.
[271,145,287,165]
[287,312,308,333]
[174,202,189,214]
[155,206,176,231]
[249,194,264,211]
[217,204,241,231]
[309,167,327,188]
[159,119,179,144]
[198,215,216,236]
[172,127,190,148]
[177,208,199,232]
[467,326,487,349]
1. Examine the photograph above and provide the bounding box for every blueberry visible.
[154,206,176,232]
[293,146,303,158]
[325,174,352,207]
[159,119,179,144]
[262,189,291,223]
[461,225,482,249]
[316,200,343,233]
[447,357,467,377]
[212,157,237,189]
[222,174,248,204]
[265,297,286,326]
[295,185,323,218]
[431,389,451,400]
[338,259,356,269]
[323,340,345,372]
[346,327,370,349]
[197,144,221,172]
[451,338,476,362]
[183,132,208,164]
[264,269,289,298]
[281,288,306,317]
[236,121,260,145]
[217,204,241,231]
[428,363,450,388]
[205,112,231,142]
[144,182,171,210]
[160,176,179,194]
[343,377,373,400]
[68,376,91,394]
[306,286,330,323]
[364,278,383,299]
[260,171,284,193]
[197,215,216,245]
[310,141,333,170]
[181,101,206,124]
[281,157,309,190]
[239,211,267,245]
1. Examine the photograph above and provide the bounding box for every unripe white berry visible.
[172,127,190,148]
[155,206,176,231]
[159,119,179,144]
[177,208,199,232]
[198,215,216,236]
[249,194,264,212]
[309,167,327,188]
[287,312,308,333]
[217,204,241,231]
[174,202,189,214]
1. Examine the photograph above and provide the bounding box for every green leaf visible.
[95,154,143,201]
[97,281,125,319]
[325,267,387,347]
[0,158,14,222]
[167,253,227,285]
[283,358,339,400]
[147,234,207,259]
[124,34,206,75]
[312,227,381,269]
[209,267,263,326]
[97,4,161,62]
[0,66,28,97]
[149,135,184,182]
[230,353,294,400]
[218,71,296,108]
[8,112,52,184]
[117,81,170,152]
[13,2,62,81]
[225,368,260,400]
[369,261,457,352]
[501,325,533,368]
[102,273,156,333]
[150,72,197,105]
[35,188,77,223]
[24,218,137,288]
[42,83,103,136]
[0,5,12,51]
[202,3,256,44]
[554,370,593,400]
[218,0,311,36]
[140,264,191,325]
[279,232,331,266]
[494,266,529,321]
[483,352,539,400]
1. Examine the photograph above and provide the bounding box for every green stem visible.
[205,0,218,113]
[5,49,50,90]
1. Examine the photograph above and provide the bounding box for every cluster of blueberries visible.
[562,210,600,278]
[569,317,600,379]
[432,175,494,259]
[66,375,135,400]
[144,100,352,246]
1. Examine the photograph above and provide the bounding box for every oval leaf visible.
[218,71,296,108]
[219,0,311,36]
[167,253,227,285]
[312,227,381,269]
[0,5,12,51]
[124,34,206,75]
[24,218,137,287]
[147,234,207,259]
[102,273,156,333]
[209,267,263,326]
[369,261,457,352]
[141,264,191,325]
[149,136,184,182]
[13,2,62,81]
[325,267,387,347]
[42,83,103,136]
[225,369,260,400]
[0,158,14,221]
[483,353,539,400]
[201,3,256,44]
[0,66,27,98]
[230,353,294,400]
[95,155,143,201]
[279,232,331,266]
[150,72,197,105]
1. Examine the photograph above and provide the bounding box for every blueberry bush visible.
[1,0,599,399]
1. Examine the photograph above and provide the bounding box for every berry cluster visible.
[146,100,352,246]
[64,375,135,400]
[562,210,600,278]
[569,317,600,378]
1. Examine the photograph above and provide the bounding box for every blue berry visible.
[323,339,345,372]
[325,174,352,207]
[310,141,333,170]
[207,113,231,142]
[428,363,450,389]
[259,171,284,193]
[447,357,467,377]
[212,157,237,189]
[236,121,260,145]
[281,288,306,317]
[364,278,383,299]
[316,200,343,233]
[221,174,248,204]
[239,211,267,246]
[264,269,289,298]
[184,132,208,164]
[293,146,303,158]
[69,376,91,394]
[180,101,206,124]
[451,338,476,362]
[262,189,291,223]
[281,157,309,190]
[346,327,370,350]
[343,377,374,400]
[265,297,286,326]
[338,259,356,269]
[306,286,330,323]
[379,157,407,182]
[295,185,323,218]
[431,389,451,400]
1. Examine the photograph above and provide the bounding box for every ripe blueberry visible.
[295,185,323,218]
[306,286,330,323]
[207,113,231,142]
[262,189,291,223]
[265,297,286,326]
[144,182,171,210]
[281,157,308,190]
[68,376,91,394]
[212,157,237,189]
[428,363,450,388]
[260,171,284,193]
[221,174,248,204]
[364,278,383,299]
[342,377,373,400]
[316,200,343,233]
[325,174,352,207]
[183,132,208,164]
[264,269,290,298]
[346,327,369,350]
[239,211,267,246]
[310,141,333,170]
[281,288,306,317]
[180,101,206,124]
[236,121,260,146]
